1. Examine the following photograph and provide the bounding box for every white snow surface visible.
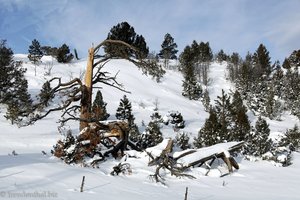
[0,55,299,199]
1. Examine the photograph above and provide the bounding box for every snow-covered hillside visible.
[0,55,299,200]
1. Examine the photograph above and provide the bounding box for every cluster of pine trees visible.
[177,40,300,164]
[28,39,74,64]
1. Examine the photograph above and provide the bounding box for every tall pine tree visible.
[28,39,43,64]
[180,45,202,100]
[230,90,250,141]
[0,40,32,124]
[158,33,178,68]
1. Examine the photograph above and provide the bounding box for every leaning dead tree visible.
[26,39,162,162]
[28,39,160,130]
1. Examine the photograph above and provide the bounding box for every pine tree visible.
[0,40,32,124]
[28,39,43,64]
[283,67,300,119]
[133,34,149,59]
[252,43,272,79]
[104,21,149,59]
[280,125,300,151]
[227,52,241,82]
[215,49,229,62]
[194,107,222,148]
[175,132,190,150]
[168,111,185,129]
[0,40,14,103]
[5,73,32,124]
[201,89,210,111]
[230,91,250,141]
[158,33,178,68]
[180,45,202,100]
[37,81,54,108]
[116,95,134,124]
[92,90,110,121]
[214,89,232,140]
[288,49,300,68]
[282,58,291,69]
[56,44,73,63]
[245,116,272,157]
[198,41,213,63]
[137,121,163,149]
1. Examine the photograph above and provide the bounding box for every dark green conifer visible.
[92,90,110,121]
[28,39,43,64]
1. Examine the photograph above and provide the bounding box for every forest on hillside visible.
[1,21,300,175]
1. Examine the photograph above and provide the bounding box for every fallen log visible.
[175,141,244,173]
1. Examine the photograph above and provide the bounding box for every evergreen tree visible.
[180,45,202,100]
[150,111,163,124]
[133,34,149,59]
[115,95,134,124]
[56,44,73,63]
[282,58,291,69]
[283,67,300,119]
[201,89,210,111]
[168,111,185,129]
[104,21,149,59]
[0,40,14,103]
[174,132,191,150]
[288,49,300,68]
[227,52,241,83]
[272,64,284,98]
[92,90,110,121]
[0,40,32,124]
[230,91,250,141]
[38,81,54,108]
[128,123,141,143]
[214,90,232,140]
[252,44,272,79]
[245,116,272,157]
[158,33,178,68]
[198,41,213,63]
[28,39,43,64]
[137,121,163,149]
[280,125,300,151]
[5,71,32,124]
[237,53,254,93]
[215,49,229,62]
[194,107,221,148]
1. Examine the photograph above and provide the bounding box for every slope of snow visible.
[0,55,299,200]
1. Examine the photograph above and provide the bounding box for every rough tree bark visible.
[80,47,94,131]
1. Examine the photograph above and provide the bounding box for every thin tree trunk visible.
[80,47,94,131]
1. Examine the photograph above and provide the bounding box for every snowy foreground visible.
[0,55,300,199]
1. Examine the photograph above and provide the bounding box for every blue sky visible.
[1,0,300,62]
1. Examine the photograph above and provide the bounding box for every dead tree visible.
[147,139,195,184]
[27,39,160,131]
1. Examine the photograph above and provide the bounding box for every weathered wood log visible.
[177,142,244,173]
[220,152,233,173]
[148,139,195,184]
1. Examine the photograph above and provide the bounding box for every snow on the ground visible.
[0,55,300,200]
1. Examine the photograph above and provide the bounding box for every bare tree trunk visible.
[80,47,94,131]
